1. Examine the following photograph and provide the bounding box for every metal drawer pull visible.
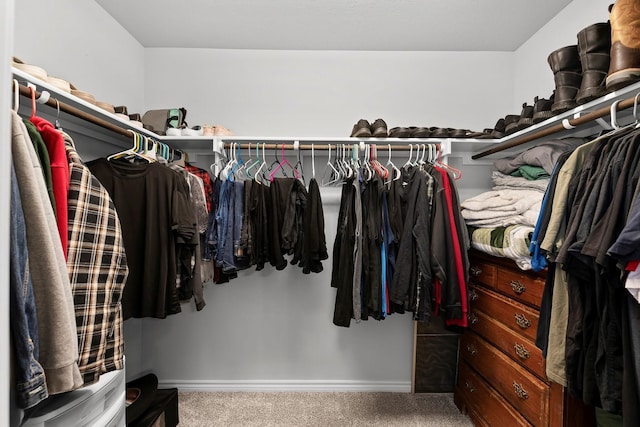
[514,313,531,329]
[514,343,530,360]
[469,289,479,301]
[510,280,526,295]
[513,381,529,400]
[470,266,482,277]
[468,312,478,325]
[465,380,476,393]
[466,344,477,356]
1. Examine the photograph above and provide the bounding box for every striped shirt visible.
[64,133,129,385]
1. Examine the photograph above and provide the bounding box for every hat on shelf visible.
[47,76,72,93]
[96,101,116,114]
[69,83,97,105]
[12,57,48,81]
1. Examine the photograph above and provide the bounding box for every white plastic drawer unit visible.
[21,368,126,427]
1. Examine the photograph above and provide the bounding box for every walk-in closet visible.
[4,1,640,426]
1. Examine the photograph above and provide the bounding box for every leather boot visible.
[606,0,640,91]
[576,22,611,104]
[548,45,582,113]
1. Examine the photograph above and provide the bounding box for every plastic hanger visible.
[255,143,268,183]
[293,141,305,185]
[230,142,247,180]
[245,143,261,179]
[322,144,341,186]
[403,144,414,169]
[311,144,316,180]
[12,79,19,113]
[264,145,284,180]
[107,132,155,163]
[384,144,401,185]
[371,145,389,179]
[434,144,462,180]
[28,86,37,119]
[269,144,300,182]
[361,144,373,181]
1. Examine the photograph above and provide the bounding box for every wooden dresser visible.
[454,250,595,427]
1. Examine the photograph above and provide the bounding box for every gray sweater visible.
[11,112,82,394]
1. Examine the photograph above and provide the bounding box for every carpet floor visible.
[178,392,474,427]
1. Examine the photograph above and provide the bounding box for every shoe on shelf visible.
[532,94,555,123]
[213,125,234,136]
[388,127,411,138]
[351,119,372,137]
[370,118,388,137]
[548,45,582,113]
[182,126,203,136]
[576,22,611,104]
[516,102,535,131]
[410,127,431,138]
[503,114,521,135]
[490,118,506,138]
[606,0,640,91]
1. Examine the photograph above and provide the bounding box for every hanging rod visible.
[472,93,640,159]
[16,83,135,139]
[222,142,439,151]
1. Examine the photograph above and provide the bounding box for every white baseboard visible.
[158,380,411,393]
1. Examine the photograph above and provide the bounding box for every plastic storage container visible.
[21,368,125,427]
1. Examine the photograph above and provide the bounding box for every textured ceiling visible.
[95,0,573,51]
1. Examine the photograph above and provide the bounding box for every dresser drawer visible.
[496,267,545,309]
[469,260,497,288]
[457,360,533,427]
[467,308,546,381]
[469,285,539,342]
[460,332,550,426]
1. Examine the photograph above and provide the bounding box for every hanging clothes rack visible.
[221,142,440,151]
[472,90,640,159]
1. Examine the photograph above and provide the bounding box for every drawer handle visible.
[514,343,530,360]
[466,344,477,356]
[470,266,482,277]
[513,381,529,400]
[469,289,479,302]
[514,313,531,329]
[465,380,476,393]
[468,312,478,325]
[510,280,526,295]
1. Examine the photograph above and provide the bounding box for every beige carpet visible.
[178,392,474,427]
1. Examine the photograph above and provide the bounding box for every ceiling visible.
[95,0,573,51]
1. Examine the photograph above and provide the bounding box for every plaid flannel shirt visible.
[64,134,129,385]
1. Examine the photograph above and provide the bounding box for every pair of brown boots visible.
[548,0,640,114]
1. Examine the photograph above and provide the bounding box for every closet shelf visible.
[470,80,640,159]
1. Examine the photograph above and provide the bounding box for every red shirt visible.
[31,116,69,258]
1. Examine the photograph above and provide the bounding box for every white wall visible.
[144,49,514,136]
[13,0,145,114]
[139,48,514,390]
[513,0,612,108]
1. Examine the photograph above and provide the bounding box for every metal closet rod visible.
[17,83,134,139]
[472,94,640,159]
[223,142,440,151]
